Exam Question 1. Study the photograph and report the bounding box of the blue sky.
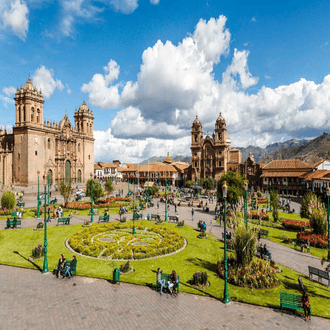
[1,0,330,162]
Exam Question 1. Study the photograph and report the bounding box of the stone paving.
[0,265,328,330]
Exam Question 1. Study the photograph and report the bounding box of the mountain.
[235,139,308,162]
[139,155,192,165]
[259,133,330,165]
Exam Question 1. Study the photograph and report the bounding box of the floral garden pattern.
[68,223,185,260]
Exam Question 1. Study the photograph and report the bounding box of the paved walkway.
[0,265,327,330]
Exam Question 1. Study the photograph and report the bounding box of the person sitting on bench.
[301,239,310,252]
[56,254,66,278]
[64,255,76,278]
[157,268,165,295]
[168,270,178,295]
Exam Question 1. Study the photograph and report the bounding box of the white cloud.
[32,65,64,99]
[81,59,121,108]
[150,0,159,5]
[1,0,29,40]
[65,83,71,94]
[3,86,16,96]
[110,0,138,14]
[0,124,13,133]
[251,17,256,22]
[0,94,15,107]
[244,42,249,47]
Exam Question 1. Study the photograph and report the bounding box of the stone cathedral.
[0,77,94,187]
[190,113,241,181]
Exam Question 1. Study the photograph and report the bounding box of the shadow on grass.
[185,258,218,274]
[13,251,42,272]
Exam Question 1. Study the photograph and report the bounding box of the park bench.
[16,202,25,207]
[5,219,21,229]
[308,266,330,287]
[57,217,70,225]
[156,273,180,295]
[280,292,311,319]
[50,198,58,205]
[89,209,99,215]
[99,215,110,222]
[55,260,77,278]
[151,214,160,221]
[168,215,179,222]
[294,239,310,252]
[133,213,142,220]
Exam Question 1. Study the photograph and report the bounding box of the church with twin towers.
[0,77,94,187]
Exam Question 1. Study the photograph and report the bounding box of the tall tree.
[86,179,104,201]
[217,171,246,210]
[60,181,71,207]
[270,190,279,222]
[1,190,15,210]
[105,179,114,197]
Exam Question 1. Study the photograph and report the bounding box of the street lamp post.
[90,173,94,224]
[244,180,248,231]
[132,191,136,235]
[327,188,330,262]
[42,179,48,273]
[47,173,50,206]
[222,182,230,304]
[37,170,40,219]
[269,184,272,212]
[286,182,289,204]
[165,170,169,222]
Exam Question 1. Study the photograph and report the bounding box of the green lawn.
[0,221,329,318]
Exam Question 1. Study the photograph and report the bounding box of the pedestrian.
[157,201,159,209]
[301,291,311,321]
[175,204,177,213]
[191,208,194,221]
[47,207,51,222]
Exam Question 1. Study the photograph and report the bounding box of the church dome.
[192,115,202,128]
[23,77,37,92]
[216,112,226,124]
[78,100,89,112]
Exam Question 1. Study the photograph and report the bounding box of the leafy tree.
[150,184,159,196]
[217,171,246,210]
[1,190,15,210]
[300,192,316,219]
[270,190,279,222]
[185,180,194,188]
[310,204,327,235]
[202,178,215,190]
[105,179,114,196]
[234,220,256,266]
[60,181,71,207]
[257,191,262,198]
[86,179,104,201]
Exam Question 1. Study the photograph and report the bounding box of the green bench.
[57,217,70,225]
[308,266,330,287]
[50,198,58,204]
[16,202,25,207]
[168,216,179,222]
[151,214,160,221]
[156,273,180,294]
[294,239,310,252]
[280,292,311,319]
[133,213,142,220]
[89,209,99,215]
[99,215,110,222]
[5,219,21,229]
[55,260,77,278]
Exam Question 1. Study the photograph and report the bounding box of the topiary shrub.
[119,261,130,273]
[31,244,45,259]
[1,191,15,210]
[191,271,208,286]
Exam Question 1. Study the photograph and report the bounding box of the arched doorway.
[77,169,81,183]
[65,160,71,182]
[48,169,53,185]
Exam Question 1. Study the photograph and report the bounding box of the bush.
[234,225,256,266]
[257,191,262,198]
[177,220,184,227]
[191,271,208,286]
[31,244,45,259]
[36,222,44,229]
[300,192,315,219]
[32,208,44,216]
[310,207,327,235]
[297,232,328,248]
[120,261,130,273]
[1,191,15,210]
[270,190,279,222]
[282,219,310,231]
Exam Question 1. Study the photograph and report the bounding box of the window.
[37,109,40,123]
[88,155,90,160]
[18,153,20,160]
[78,143,80,152]
[219,161,221,167]
[218,133,221,140]
[195,162,197,167]
[194,135,198,142]
[219,151,222,155]
[31,108,34,121]
[195,152,197,156]
[35,151,38,155]
[48,138,51,149]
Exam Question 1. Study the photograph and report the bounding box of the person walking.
[301,291,311,321]
[191,208,194,221]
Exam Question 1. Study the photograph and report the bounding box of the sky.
[1,0,330,163]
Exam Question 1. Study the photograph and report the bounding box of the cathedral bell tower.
[214,112,227,145]
[74,101,94,136]
[14,77,44,128]
[191,116,203,180]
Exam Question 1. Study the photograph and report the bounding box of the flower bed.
[297,232,328,248]
[282,219,310,231]
[96,197,131,204]
[217,258,280,289]
[248,212,269,220]
[68,223,185,260]
[0,209,13,216]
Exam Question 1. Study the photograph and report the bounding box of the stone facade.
[190,113,241,181]
[0,77,94,187]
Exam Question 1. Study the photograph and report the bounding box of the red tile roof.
[262,159,310,169]
[260,171,309,178]
[304,170,330,181]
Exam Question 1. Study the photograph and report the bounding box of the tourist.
[301,239,310,253]
[176,214,179,222]
[157,201,159,209]
[56,254,66,278]
[53,207,57,219]
[168,270,178,295]
[157,268,165,295]
[47,207,51,222]
[64,256,77,279]
[147,214,150,220]
[301,291,311,321]
[191,208,194,221]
